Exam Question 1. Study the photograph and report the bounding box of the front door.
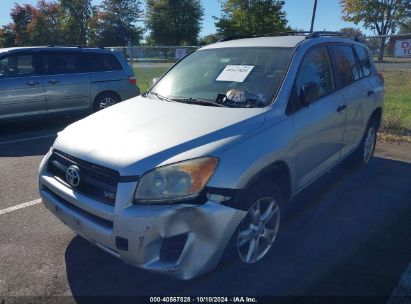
[0,52,46,120]
[289,46,347,189]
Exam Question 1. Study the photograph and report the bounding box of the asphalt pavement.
[1,116,411,303]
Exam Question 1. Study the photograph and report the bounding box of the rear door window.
[40,52,83,75]
[354,45,372,77]
[85,53,123,72]
[330,45,362,88]
[0,54,36,78]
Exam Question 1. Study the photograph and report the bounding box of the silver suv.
[39,33,384,280]
[0,46,139,122]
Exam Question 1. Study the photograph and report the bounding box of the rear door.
[329,44,375,156]
[0,52,46,120]
[40,51,90,114]
[289,46,347,189]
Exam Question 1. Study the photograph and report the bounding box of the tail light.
[128,76,137,85]
[377,72,384,84]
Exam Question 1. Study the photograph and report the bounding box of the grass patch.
[133,65,173,93]
[382,70,411,133]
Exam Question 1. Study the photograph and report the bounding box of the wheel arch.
[369,106,382,130]
[239,160,292,205]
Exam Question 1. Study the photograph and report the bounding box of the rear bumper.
[39,154,246,280]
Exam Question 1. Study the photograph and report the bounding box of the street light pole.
[310,0,318,33]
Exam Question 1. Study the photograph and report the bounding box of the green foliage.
[0,24,16,48]
[8,0,63,46]
[382,70,411,133]
[59,0,92,45]
[399,19,411,33]
[10,3,36,46]
[89,0,143,46]
[146,0,204,45]
[340,0,410,60]
[215,0,289,36]
[340,27,364,38]
[199,34,221,45]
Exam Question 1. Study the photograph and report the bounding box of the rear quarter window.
[330,45,362,88]
[85,53,123,72]
[354,45,372,77]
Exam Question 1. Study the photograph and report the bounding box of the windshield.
[150,47,293,108]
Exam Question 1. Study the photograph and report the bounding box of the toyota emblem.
[66,165,81,187]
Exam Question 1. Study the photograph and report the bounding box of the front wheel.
[227,181,284,264]
[237,196,281,263]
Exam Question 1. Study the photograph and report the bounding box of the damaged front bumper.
[39,169,246,280]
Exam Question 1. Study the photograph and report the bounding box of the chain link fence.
[109,46,199,66]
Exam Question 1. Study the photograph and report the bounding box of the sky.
[0,0,374,37]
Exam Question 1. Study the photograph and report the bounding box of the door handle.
[26,80,40,86]
[48,79,59,84]
[367,90,374,96]
[337,105,347,112]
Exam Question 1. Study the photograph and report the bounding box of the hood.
[54,96,266,176]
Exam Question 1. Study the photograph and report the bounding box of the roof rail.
[217,31,313,43]
[306,31,362,42]
[217,31,363,43]
[217,35,252,42]
[46,44,105,49]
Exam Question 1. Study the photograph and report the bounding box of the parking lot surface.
[1,117,411,302]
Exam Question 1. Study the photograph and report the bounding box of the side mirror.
[300,81,320,106]
[152,77,159,85]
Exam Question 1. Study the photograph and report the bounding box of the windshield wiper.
[148,91,175,103]
[169,97,226,107]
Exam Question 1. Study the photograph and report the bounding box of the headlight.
[134,157,219,204]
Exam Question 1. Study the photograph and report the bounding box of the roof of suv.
[201,34,364,50]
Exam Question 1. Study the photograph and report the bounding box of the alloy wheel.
[99,97,116,109]
[237,197,280,263]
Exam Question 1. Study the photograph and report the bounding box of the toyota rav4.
[39,32,384,280]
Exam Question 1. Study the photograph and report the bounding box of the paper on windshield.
[216,65,254,82]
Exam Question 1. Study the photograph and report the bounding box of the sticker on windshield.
[216,65,254,82]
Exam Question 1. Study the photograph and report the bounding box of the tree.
[199,34,220,45]
[90,0,143,46]
[215,0,289,37]
[60,0,92,45]
[146,0,204,45]
[399,19,411,33]
[8,1,63,46]
[0,24,16,48]
[10,3,37,46]
[340,0,410,61]
[29,0,63,45]
[340,27,365,39]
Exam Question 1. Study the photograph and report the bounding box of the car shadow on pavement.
[0,116,83,157]
[64,156,411,300]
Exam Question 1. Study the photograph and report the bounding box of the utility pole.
[310,0,318,32]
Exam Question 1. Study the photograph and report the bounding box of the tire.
[224,180,285,265]
[351,118,378,166]
[93,92,121,112]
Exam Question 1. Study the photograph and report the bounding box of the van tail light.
[377,72,384,84]
[128,76,137,85]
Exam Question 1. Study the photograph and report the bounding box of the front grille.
[47,150,119,206]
